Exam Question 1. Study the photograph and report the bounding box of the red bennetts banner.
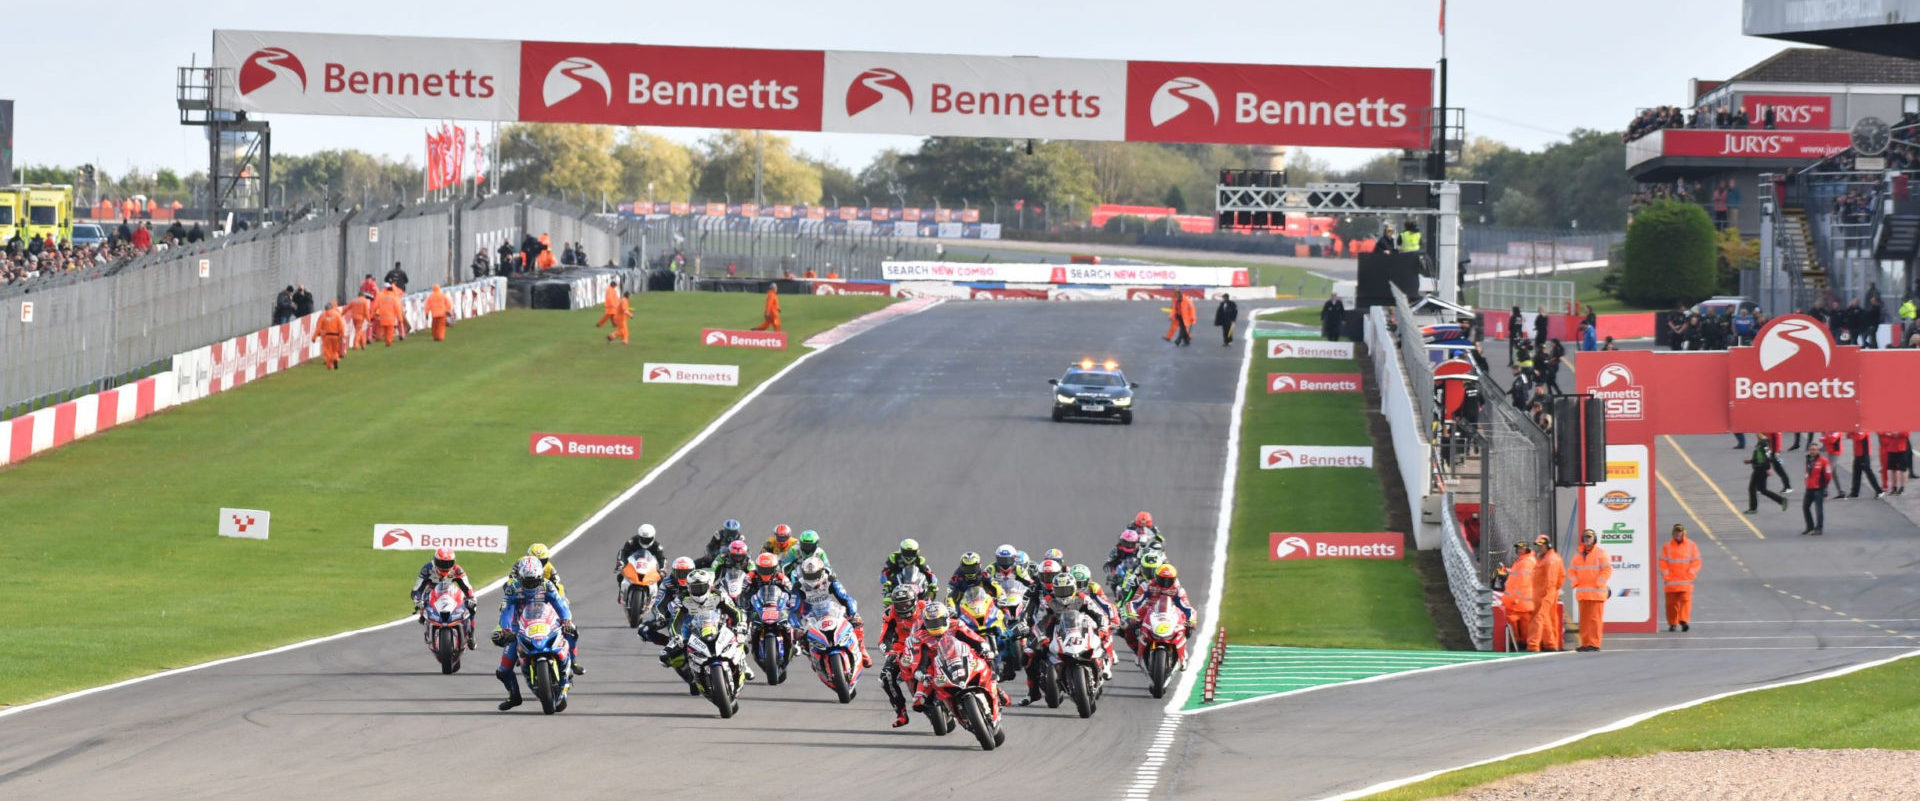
[518,41,824,129]
[1740,94,1832,130]
[1124,61,1431,149]
[1659,129,1850,159]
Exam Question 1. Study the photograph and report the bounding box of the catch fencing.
[1474,390,1555,583]
[1388,286,1437,430]
[1439,493,1496,650]
[618,215,943,280]
[1,194,620,416]
[1473,278,1576,317]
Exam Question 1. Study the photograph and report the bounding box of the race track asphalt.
[0,300,1246,801]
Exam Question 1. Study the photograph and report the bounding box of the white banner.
[214,30,520,120]
[218,508,271,540]
[1259,445,1373,469]
[1266,339,1355,359]
[822,51,1126,140]
[373,524,509,552]
[644,362,740,386]
[1584,444,1653,624]
[880,261,1247,286]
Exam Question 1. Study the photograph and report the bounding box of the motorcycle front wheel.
[1068,663,1094,719]
[624,587,647,629]
[1147,647,1172,699]
[531,657,559,715]
[707,662,738,718]
[829,653,854,703]
[960,693,997,751]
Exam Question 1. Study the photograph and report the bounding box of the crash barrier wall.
[1389,286,1438,429]
[1439,492,1495,650]
[515,269,637,310]
[2,197,619,416]
[0,277,509,469]
[1476,392,1555,584]
[618,215,943,280]
[1367,307,1435,549]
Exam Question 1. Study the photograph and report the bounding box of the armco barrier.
[1368,307,1435,549]
[0,373,176,467]
[1439,491,1495,650]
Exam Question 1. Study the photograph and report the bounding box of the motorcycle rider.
[513,543,581,675]
[714,540,753,600]
[1019,573,1111,704]
[1021,559,1067,629]
[660,568,754,687]
[880,538,939,600]
[639,556,698,646]
[789,556,871,668]
[1101,530,1144,579]
[1069,564,1117,681]
[1126,564,1197,663]
[1114,550,1166,617]
[491,557,576,712]
[413,547,477,648]
[1128,511,1164,550]
[616,524,666,582]
[778,530,831,579]
[698,518,746,568]
[991,544,1033,588]
[905,600,1011,716]
[762,523,796,558]
[879,585,927,728]
[947,551,1003,601]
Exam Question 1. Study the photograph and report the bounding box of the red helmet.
[671,556,696,581]
[772,524,793,540]
[755,552,780,575]
[431,548,456,575]
[1134,511,1154,528]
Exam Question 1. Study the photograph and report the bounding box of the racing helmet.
[725,540,750,567]
[1015,550,1031,567]
[686,569,714,598]
[798,530,820,554]
[890,585,919,612]
[754,553,780,576]
[1037,559,1063,583]
[994,544,1017,569]
[1050,573,1078,600]
[958,551,982,576]
[898,538,920,559]
[514,557,545,591]
[431,547,456,576]
[771,524,793,543]
[1118,530,1140,550]
[635,524,657,547]
[1140,551,1164,572]
[1154,564,1179,589]
[722,519,742,534]
[799,556,827,586]
[923,602,952,634]
[1134,511,1155,529]
[671,556,696,582]
[1069,564,1093,589]
[528,543,551,565]
[1042,548,1065,564]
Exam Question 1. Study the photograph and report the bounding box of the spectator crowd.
[2,217,208,287]
[1625,105,1760,143]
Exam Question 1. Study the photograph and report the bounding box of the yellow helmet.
[528,543,551,563]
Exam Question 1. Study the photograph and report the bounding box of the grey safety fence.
[617,215,941,280]
[525,196,622,269]
[1475,393,1555,585]
[1389,286,1437,433]
[1,194,633,416]
[1440,492,1495,650]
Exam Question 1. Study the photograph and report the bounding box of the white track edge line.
[1182,651,1561,715]
[1307,647,1920,801]
[0,304,937,721]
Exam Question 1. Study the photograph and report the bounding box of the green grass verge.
[1268,305,1326,326]
[1361,653,1920,800]
[0,293,889,706]
[1220,351,1440,651]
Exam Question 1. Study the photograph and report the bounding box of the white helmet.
[799,556,827,585]
[636,523,657,543]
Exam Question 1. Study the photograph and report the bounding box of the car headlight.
[1112,396,1132,407]
[1056,394,1075,404]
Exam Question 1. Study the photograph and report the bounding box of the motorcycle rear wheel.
[928,696,953,736]
[1040,663,1062,709]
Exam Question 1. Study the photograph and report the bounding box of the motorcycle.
[956,587,1020,681]
[748,582,793,685]
[1137,595,1191,699]
[511,601,571,715]
[715,565,751,606]
[618,552,662,629]
[802,603,864,703]
[421,580,472,675]
[1041,610,1104,718]
[682,608,748,718]
[884,563,932,600]
[922,632,1007,751]
[1105,555,1141,598]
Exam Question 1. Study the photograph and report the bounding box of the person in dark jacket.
[272,286,296,325]
[1507,306,1524,365]
[384,261,409,292]
[1214,294,1240,346]
[1533,306,1550,349]
[292,285,314,318]
[496,241,518,274]
[1320,293,1346,341]
[186,222,206,243]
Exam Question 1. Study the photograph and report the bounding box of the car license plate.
[1081,404,1106,412]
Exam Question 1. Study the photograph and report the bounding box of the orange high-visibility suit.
[604,283,620,310]
[374,289,404,346]
[1570,543,1613,650]
[597,294,632,344]
[313,303,346,369]
[1166,294,1185,340]
[1502,549,1537,652]
[425,285,452,342]
[752,286,781,331]
[344,295,372,350]
[1659,534,1702,630]
[1530,545,1566,651]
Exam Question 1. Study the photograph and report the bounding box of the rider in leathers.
[904,600,1012,716]
[492,560,576,711]
[880,538,939,600]
[789,557,871,668]
[879,586,926,727]
[615,524,666,583]
[660,569,753,684]
[639,556,697,646]
[1020,559,1067,631]
[1127,511,1164,551]
[697,519,746,568]
[947,552,1004,601]
[1126,564,1197,661]
[1020,574,1111,704]
[413,549,477,647]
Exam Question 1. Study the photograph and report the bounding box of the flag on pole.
[1438,0,1446,34]
[425,129,442,192]
[471,127,487,185]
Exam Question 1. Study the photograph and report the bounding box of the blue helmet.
[1015,550,1031,567]
[722,519,741,533]
[994,544,1018,569]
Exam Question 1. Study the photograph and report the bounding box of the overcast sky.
[10,0,1787,179]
